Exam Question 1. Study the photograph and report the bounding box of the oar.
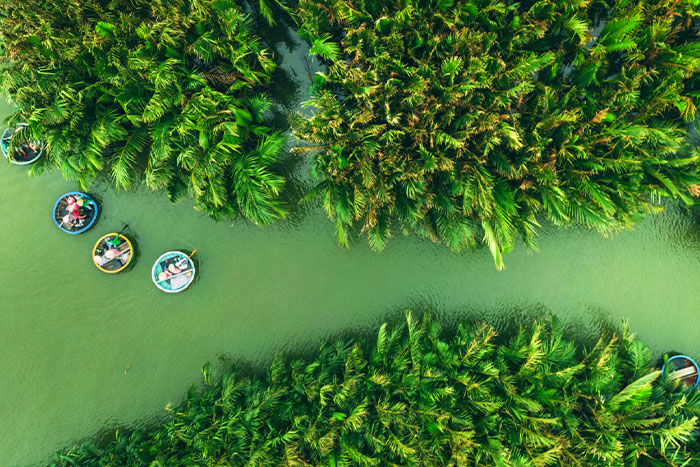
[174,249,197,268]
[106,224,129,246]
[57,197,78,228]
[98,225,131,262]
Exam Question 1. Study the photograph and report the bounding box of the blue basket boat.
[152,251,196,293]
[53,192,98,234]
[1,124,43,165]
[661,355,699,392]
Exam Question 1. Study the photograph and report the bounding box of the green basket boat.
[1,124,43,165]
[152,251,196,293]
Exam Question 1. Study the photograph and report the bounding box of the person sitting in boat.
[62,196,86,225]
[22,142,40,159]
[62,211,82,225]
[65,195,86,213]
[158,271,171,281]
[93,247,123,267]
[157,263,183,282]
[14,142,39,160]
[14,145,28,161]
[105,248,122,260]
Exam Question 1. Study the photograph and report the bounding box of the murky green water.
[3,88,700,465]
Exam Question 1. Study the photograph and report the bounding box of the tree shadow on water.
[404,301,619,351]
[274,150,315,229]
[269,64,302,114]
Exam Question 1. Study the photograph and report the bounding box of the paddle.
[105,224,129,247]
[57,196,76,228]
[174,249,197,268]
[97,225,131,266]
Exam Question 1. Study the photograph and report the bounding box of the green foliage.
[0,0,287,224]
[51,312,700,466]
[293,0,700,267]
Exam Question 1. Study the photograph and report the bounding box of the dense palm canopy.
[53,311,700,466]
[294,0,700,267]
[0,0,287,223]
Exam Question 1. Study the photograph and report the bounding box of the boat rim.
[2,124,43,165]
[52,191,98,234]
[152,250,196,293]
[661,355,700,392]
[92,233,134,274]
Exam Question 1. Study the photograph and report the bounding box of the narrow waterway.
[3,88,700,466]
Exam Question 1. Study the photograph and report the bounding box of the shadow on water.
[426,302,618,352]
[207,301,620,376]
[270,67,302,114]
[120,227,140,273]
[91,423,140,449]
[177,249,201,294]
[674,208,700,251]
[251,0,299,52]
[84,191,104,232]
[275,152,315,228]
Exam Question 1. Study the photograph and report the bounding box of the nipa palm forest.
[53,312,700,466]
[1,0,699,266]
[2,0,700,464]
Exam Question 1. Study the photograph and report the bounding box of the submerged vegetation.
[0,0,287,224]
[53,312,700,466]
[294,0,700,267]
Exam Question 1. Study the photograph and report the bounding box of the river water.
[3,89,700,465]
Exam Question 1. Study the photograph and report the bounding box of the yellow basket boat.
[92,233,134,274]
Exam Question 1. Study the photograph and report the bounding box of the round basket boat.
[92,233,134,274]
[53,192,98,234]
[1,123,43,165]
[661,355,700,392]
[152,251,196,293]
